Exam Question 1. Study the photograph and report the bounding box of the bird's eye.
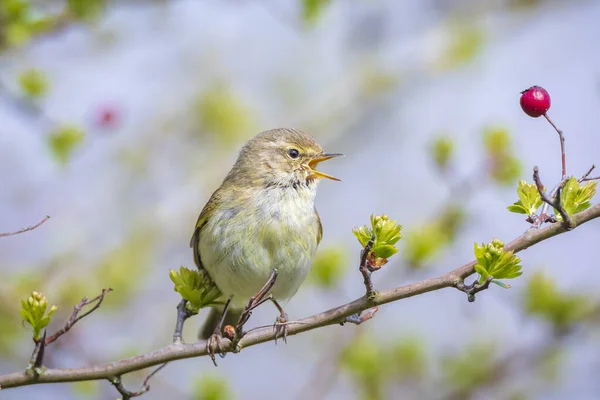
[287,148,300,159]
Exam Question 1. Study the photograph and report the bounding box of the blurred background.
[1,0,600,399]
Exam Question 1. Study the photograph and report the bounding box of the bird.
[189,128,342,354]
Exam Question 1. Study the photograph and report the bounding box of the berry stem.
[543,113,566,179]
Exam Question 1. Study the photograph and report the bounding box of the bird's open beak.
[306,153,344,181]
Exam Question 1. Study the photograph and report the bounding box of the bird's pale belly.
[198,192,319,306]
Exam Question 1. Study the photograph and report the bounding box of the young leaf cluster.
[558,177,597,217]
[507,180,543,216]
[473,238,522,285]
[353,214,402,265]
[169,267,221,313]
[20,291,58,341]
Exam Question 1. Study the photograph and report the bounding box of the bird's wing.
[189,192,220,270]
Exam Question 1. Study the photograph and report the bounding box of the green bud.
[20,291,58,341]
[473,239,522,285]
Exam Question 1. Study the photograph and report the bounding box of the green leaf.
[372,244,398,259]
[558,177,597,217]
[170,267,221,313]
[508,180,542,216]
[507,204,528,214]
[19,68,49,98]
[491,280,511,289]
[48,125,84,164]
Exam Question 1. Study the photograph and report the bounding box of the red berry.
[520,86,551,118]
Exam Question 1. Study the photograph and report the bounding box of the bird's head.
[228,128,343,189]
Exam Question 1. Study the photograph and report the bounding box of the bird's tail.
[198,306,242,340]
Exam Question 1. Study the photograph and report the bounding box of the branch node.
[455,276,493,302]
[110,363,167,400]
[341,306,379,326]
[533,167,574,231]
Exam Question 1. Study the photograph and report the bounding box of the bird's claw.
[206,333,226,366]
[273,312,289,345]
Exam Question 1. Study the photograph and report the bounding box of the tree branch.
[0,215,50,237]
[1,204,599,390]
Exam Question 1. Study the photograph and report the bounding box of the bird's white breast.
[199,185,320,306]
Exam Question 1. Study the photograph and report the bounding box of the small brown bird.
[190,128,342,343]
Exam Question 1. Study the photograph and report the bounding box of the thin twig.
[359,237,376,297]
[533,167,574,230]
[111,363,169,399]
[1,203,600,390]
[0,216,50,237]
[455,276,493,302]
[45,288,112,345]
[581,176,600,182]
[579,164,596,182]
[543,113,566,179]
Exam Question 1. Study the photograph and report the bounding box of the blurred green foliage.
[301,0,330,24]
[193,374,234,400]
[20,291,57,341]
[441,341,497,395]
[0,0,84,49]
[195,85,257,146]
[67,0,105,21]
[170,267,221,313]
[308,246,349,289]
[359,65,400,97]
[507,180,543,216]
[18,68,48,98]
[71,381,100,398]
[437,22,485,70]
[48,125,84,164]
[473,238,522,285]
[430,135,454,171]
[558,178,597,217]
[403,206,465,268]
[524,271,592,331]
[390,335,427,380]
[341,333,428,400]
[483,126,522,185]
